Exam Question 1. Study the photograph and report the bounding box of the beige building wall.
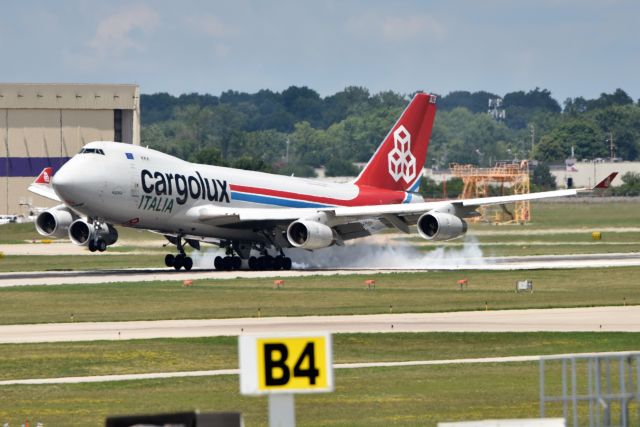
[61,110,114,156]
[7,109,61,157]
[1,83,140,215]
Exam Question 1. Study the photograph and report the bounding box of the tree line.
[140,86,640,184]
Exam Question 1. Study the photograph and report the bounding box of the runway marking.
[0,355,542,385]
[3,350,636,386]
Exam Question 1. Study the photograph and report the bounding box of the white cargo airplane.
[29,92,582,271]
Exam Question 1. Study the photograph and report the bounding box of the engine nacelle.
[286,220,334,250]
[68,220,118,247]
[35,206,77,238]
[417,211,468,241]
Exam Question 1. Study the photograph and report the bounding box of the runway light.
[364,279,375,290]
[273,279,284,289]
[182,279,193,287]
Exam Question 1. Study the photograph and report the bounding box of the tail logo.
[43,170,50,184]
[388,125,416,182]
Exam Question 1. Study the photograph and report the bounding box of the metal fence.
[540,351,640,427]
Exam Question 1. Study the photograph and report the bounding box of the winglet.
[28,167,61,201]
[593,172,618,190]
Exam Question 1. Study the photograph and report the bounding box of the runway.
[1,306,638,344]
[1,252,639,287]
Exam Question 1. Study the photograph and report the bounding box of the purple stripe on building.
[0,157,71,177]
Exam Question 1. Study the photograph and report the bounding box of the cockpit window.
[79,148,105,155]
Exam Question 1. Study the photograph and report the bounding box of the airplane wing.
[28,167,61,202]
[188,187,579,231]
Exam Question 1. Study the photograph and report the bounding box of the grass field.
[1,200,638,425]
[1,332,639,426]
[2,332,640,381]
[0,222,165,245]
[0,254,165,272]
[0,267,637,325]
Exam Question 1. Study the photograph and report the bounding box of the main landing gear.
[164,236,193,271]
[213,254,292,271]
[213,241,292,271]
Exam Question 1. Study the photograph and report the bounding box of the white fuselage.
[51,142,421,243]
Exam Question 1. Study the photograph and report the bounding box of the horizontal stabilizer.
[28,167,60,201]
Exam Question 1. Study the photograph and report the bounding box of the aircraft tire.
[248,256,258,270]
[88,240,97,252]
[283,257,292,270]
[263,255,274,270]
[174,254,184,271]
[97,239,107,252]
[183,257,193,271]
[214,256,223,270]
[165,254,175,267]
[232,256,242,270]
[223,256,233,271]
[273,256,283,270]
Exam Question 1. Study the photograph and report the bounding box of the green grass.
[523,200,640,229]
[0,222,164,245]
[0,268,638,325]
[479,243,639,256]
[416,242,640,257]
[1,361,637,426]
[1,332,639,426]
[2,332,640,381]
[0,254,165,272]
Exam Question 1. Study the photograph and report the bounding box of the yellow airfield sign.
[239,332,334,395]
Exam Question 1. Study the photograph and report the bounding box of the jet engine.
[35,205,78,238]
[286,220,335,250]
[68,219,118,248]
[417,211,467,241]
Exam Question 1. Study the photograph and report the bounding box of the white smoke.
[188,235,488,270]
[190,247,226,269]
[288,235,487,269]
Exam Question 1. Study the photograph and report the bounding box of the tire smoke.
[288,235,487,269]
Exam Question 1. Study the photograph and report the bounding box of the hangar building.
[1,83,140,215]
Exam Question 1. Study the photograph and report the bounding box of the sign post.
[239,332,334,427]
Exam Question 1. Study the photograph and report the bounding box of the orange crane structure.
[450,161,531,224]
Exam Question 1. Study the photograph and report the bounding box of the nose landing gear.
[88,238,107,253]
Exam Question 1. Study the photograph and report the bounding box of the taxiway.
[1,306,638,344]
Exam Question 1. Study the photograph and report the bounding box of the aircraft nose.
[51,161,79,199]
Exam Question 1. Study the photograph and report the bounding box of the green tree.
[531,163,557,191]
[534,119,605,162]
[613,172,640,196]
[190,147,224,166]
[440,90,499,113]
[324,158,359,177]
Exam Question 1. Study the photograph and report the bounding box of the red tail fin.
[354,92,437,192]
[34,167,53,185]
[593,172,618,189]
